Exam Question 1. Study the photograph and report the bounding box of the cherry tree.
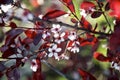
[0,0,120,80]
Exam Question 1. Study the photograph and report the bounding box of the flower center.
[55,28,58,31]
[52,49,56,53]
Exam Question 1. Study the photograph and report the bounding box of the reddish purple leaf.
[108,75,119,80]
[80,1,95,11]
[0,0,13,4]
[71,18,77,23]
[24,30,37,39]
[0,29,4,43]
[78,68,96,80]
[80,16,92,30]
[0,18,5,27]
[39,42,50,50]
[0,62,6,72]
[5,29,23,46]
[105,2,110,11]
[0,72,3,78]
[79,36,98,47]
[6,68,20,80]
[9,22,17,28]
[62,0,75,13]
[93,52,110,62]
[33,33,42,45]
[2,47,17,58]
[22,38,33,44]
[43,10,67,20]
[91,11,103,18]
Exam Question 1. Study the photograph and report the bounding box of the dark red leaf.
[91,11,103,18]
[109,26,120,51]
[93,52,110,62]
[0,72,3,78]
[33,33,42,45]
[6,68,20,80]
[107,49,114,60]
[80,1,95,11]
[80,16,92,30]
[78,68,96,80]
[9,22,17,28]
[43,10,67,20]
[109,0,120,19]
[61,0,75,12]
[24,30,36,39]
[105,2,110,11]
[108,75,119,80]
[58,42,67,54]
[0,62,6,72]
[2,47,17,58]
[22,38,33,44]
[79,35,98,46]
[71,18,77,23]
[0,18,5,27]
[5,29,23,46]
[0,0,13,4]
[39,42,50,50]
[0,29,5,43]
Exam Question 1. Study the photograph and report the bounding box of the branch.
[42,60,75,80]
[1,6,110,36]
[33,17,110,36]
[96,1,113,33]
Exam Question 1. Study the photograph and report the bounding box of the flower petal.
[48,53,53,57]
[56,48,62,52]
[30,65,38,72]
[52,44,57,49]
[48,48,52,52]
[60,32,65,37]
[54,53,59,60]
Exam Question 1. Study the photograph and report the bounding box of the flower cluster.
[41,24,81,60]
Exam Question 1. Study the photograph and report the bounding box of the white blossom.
[1,5,13,12]
[60,54,69,60]
[21,57,28,63]
[67,46,79,53]
[54,32,65,44]
[51,24,61,33]
[48,44,62,60]
[68,31,77,41]
[42,31,51,39]
[67,41,80,53]
[80,9,87,17]
[30,59,38,72]
[111,61,120,71]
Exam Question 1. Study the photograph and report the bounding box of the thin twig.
[33,17,110,36]
[42,60,75,80]
[96,2,113,33]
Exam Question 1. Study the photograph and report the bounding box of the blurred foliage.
[0,0,114,80]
